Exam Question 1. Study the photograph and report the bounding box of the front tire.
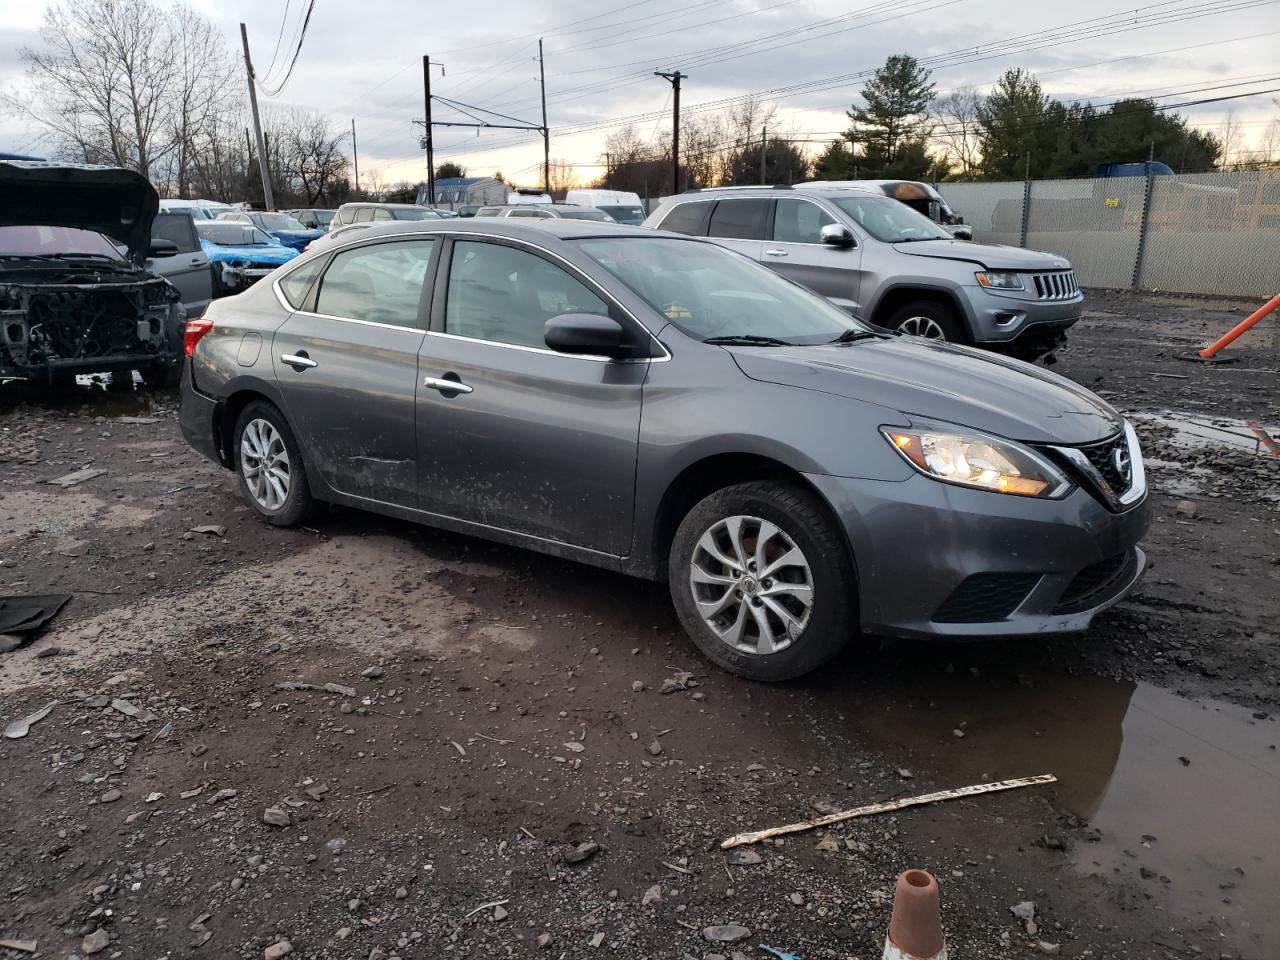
[669,481,857,682]
[886,299,965,342]
[232,400,316,526]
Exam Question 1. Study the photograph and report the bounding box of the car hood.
[0,160,158,260]
[728,337,1121,444]
[893,238,1071,271]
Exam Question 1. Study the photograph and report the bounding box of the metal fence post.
[1131,164,1156,289]
[1019,158,1032,248]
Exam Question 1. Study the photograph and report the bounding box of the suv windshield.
[0,225,125,261]
[829,195,950,243]
[575,237,869,344]
[257,213,307,231]
[598,205,645,225]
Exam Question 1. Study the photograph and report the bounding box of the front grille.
[1054,550,1136,614]
[932,573,1040,623]
[1030,271,1079,300]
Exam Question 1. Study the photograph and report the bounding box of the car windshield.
[575,237,870,344]
[391,208,437,220]
[256,213,307,231]
[829,195,950,242]
[556,207,613,221]
[314,210,335,225]
[598,205,645,225]
[0,225,125,260]
[197,222,273,245]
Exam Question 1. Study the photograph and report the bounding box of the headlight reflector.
[975,271,1024,290]
[883,428,1070,498]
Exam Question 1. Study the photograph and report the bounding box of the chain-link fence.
[939,170,1280,299]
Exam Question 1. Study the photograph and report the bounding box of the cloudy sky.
[2,0,1278,188]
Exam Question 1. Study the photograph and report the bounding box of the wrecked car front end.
[0,160,185,385]
[195,222,299,296]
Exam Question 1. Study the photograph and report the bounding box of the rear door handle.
[281,353,317,369]
[423,375,473,395]
[764,249,789,257]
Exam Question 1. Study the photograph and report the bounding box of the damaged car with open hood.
[0,160,186,387]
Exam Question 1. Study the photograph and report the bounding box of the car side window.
[446,240,608,349]
[708,199,770,240]
[355,208,375,222]
[314,239,434,328]
[152,213,200,254]
[278,257,327,309]
[336,208,354,225]
[372,208,394,220]
[659,201,712,236]
[773,199,835,244]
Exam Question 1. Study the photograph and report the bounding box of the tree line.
[7,0,355,207]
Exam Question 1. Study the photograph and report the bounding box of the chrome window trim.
[271,228,672,360]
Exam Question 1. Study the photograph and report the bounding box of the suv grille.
[933,573,1040,623]
[1030,271,1079,300]
[1054,550,1137,615]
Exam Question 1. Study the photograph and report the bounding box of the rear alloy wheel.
[232,401,316,526]
[886,299,965,343]
[669,482,857,681]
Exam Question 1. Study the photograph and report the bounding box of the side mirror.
[545,313,624,356]
[820,223,855,248]
[148,238,179,258]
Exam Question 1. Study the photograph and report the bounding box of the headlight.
[975,271,1024,290]
[882,427,1070,498]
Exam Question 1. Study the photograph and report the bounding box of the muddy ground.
[1,289,1277,960]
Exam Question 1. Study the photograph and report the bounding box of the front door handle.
[423,375,473,395]
[764,249,789,257]
[190,257,203,266]
[281,353,317,369]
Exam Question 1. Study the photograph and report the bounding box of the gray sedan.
[179,219,1149,681]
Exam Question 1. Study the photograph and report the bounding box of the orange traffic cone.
[883,869,947,960]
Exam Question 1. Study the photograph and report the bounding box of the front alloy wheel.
[690,515,814,656]
[896,315,947,339]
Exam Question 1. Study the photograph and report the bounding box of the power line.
[258,0,316,97]
[259,0,293,85]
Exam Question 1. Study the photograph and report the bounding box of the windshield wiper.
[828,329,879,343]
[703,334,795,346]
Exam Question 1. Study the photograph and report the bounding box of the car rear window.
[708,199,770,240]
[657,201,712,236]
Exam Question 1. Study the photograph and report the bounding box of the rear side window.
[314,239,434,328]
[278,257,326,309]
[336,208,355,225]
[773,199,835,244]
[372,208,394,220]
[708,199,770,240]
[658,201,712,236]
[446,240,607,349]
[152,213,199,254]
[355,208,375,222]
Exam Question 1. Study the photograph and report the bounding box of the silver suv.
[644,185,1082,361]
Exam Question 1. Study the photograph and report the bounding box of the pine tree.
[844,54,936,179]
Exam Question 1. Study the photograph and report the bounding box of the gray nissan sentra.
[179,218,1150,681]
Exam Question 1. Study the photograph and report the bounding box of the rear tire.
[232,400,317,526]
[886,299,965,342]
[668,481,857,682]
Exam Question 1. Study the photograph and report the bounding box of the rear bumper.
[178,359,226,467]
[805,471,1150,640]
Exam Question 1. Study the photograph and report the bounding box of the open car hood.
[0,160,158,260]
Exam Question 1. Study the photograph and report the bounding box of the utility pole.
[539,38,550,196]
[424,56,435,205]
[759,125,767,184]
[351,118,359,193]
[239,23,274,211]
[655,70,684,195]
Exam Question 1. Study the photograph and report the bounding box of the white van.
[565,189,645,225]
[507,189,552,206]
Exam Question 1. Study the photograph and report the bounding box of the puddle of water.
[844,672,1279,947]
[1131,410,1280,456]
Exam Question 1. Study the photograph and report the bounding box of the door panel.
[705,198,769,262]
[271,238,436,506]
[149,213,212,317]
[767,198,863,312]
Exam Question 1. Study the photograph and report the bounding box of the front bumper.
[966,284,1084,344]
[806,471,1150,640]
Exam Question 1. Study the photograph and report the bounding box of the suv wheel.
[887,300,965,342]
[669,482,857,681]
[232,401,316,526]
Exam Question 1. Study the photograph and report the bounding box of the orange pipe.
[1199,293,1280,358]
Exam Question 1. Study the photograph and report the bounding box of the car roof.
[307,217,680,245]
[338,202,423,210]
[672,185,881,198]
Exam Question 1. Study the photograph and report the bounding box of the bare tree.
[932,86,983,180]
[277,109,350,205]
[164,5,235,195]
[547,158,578,195]
[1218,110,1244,167]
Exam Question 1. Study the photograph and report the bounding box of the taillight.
[184,318,214,357]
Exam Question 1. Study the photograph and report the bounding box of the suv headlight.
[882,427,1071,498]
[975,271,1024,290]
